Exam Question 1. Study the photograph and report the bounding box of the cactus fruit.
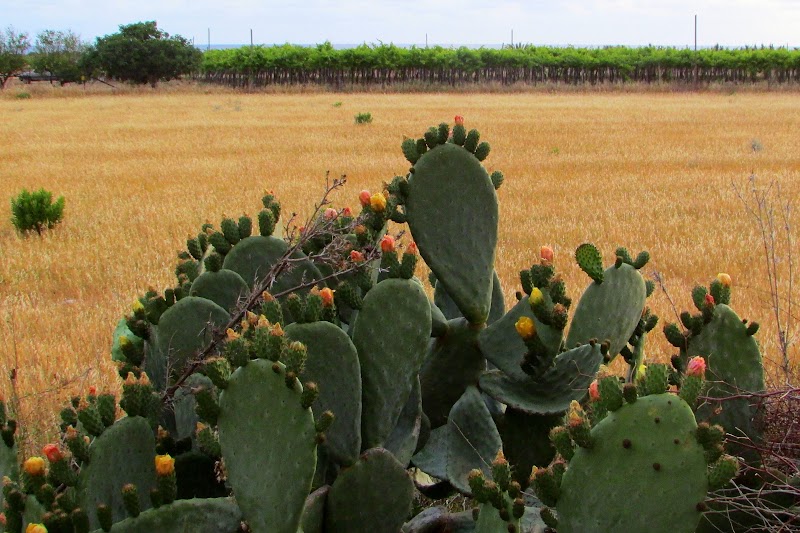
[218,360,316,533]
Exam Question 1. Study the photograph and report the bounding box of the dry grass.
[1,85,799,456]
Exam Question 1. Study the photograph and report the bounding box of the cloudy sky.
[5,0,800,47]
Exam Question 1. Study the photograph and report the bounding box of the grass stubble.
[1,86,799,455]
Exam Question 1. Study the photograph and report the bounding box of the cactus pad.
[557,394,708,533]
[405,142,499,325]
[218,360,317,533]
[479,343,603,415]
[434,271,505,326]
[566,262,646,359]
[575,243,604,283]
[104,497,242,533]
[78,416,156,530]
[189,269,249,312]
[385,377,423,467]
[286,321,362,466]
[325,448,414,533]
[352,278,431,449]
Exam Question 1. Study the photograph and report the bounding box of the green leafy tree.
[89,21,201,86]
[10,188,65,235]
[30,29,86,83]
[0,26,29,89]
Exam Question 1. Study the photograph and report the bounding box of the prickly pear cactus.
[534,367,739,533]
[218,360,317,533]
[103,497,242,533]
[403,121,500,325]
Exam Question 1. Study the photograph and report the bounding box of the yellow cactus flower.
[515,316,536,340]
[320,288,335,307]
[270,323,284,337]
[262,291,275,302]
[124,372,137,386]
[528,288,544,306]
[369,193,387,212]
[23,457,46,477]
[155,454,175,477]
[26,524,47,533]
[717,273,732,287]
[636,363,647,381]
[131,300,145,314]
[257,314,271,328]
[226,328,240,341]
[139,372,151,387]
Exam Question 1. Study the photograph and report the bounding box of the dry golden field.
[1,85,799,456]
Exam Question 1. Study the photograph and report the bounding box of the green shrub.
[10,188,65,235]
[354,112,372,124]
[332,101,342,107]
[15,92,31,99]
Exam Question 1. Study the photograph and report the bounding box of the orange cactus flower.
[406,241,418,255]
[155,454,175,477]
[380,235,395,253]
[320,288,335,307]
[686,356,706,378]
[350,250,365,263]
[717,273,732,287]
[88,386,97,396]
[370,193,387,212]
[704,294,715,306]
[540,246,554,262]
[42,444,63,463]
[25,524,47,533]
[23,457,45,477]
[515,316,536,340]
[588,380,600,402]
[359,190,371,207]
[454,115,464,126]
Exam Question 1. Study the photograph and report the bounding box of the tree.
[0,26,29,89]
[90,21,201,86]
[30,29,86,83]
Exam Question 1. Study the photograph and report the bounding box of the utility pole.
[511,29,514,47]
[207,28,211,51]
[250,29,253,47]
[425,33,428,48]
[694,15,697,51]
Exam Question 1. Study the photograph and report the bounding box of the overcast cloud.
[3,0,799,47]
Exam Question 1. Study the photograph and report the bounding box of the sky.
[3,0,800,48]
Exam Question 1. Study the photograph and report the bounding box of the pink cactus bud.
[406,241,418,255]
[588,380,600,402]
[454,115,464,126]
[88,386,97,396]
[359,190,371,207]
[324,208,337,220]
[380,235,395,253]
[705,294,715,306]
[350,250,365,263]
[686,356,706,378]
[342,206,353,217]
[540,246,554,262]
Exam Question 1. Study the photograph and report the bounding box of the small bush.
[332,101,343,107]
[15,92,31,99]
[354,112,372,124]
[10,188,65,235]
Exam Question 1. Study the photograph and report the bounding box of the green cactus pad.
[557,394,708,533]
[154,296,230,383]
[189,269,250,312]
[218,360,317,533]
[78,416,156,530]
[172,373,213,440]
[406,142,499,325]
[0,439,18,508]
[446,386,503,495]
[479,343,603,415]
[687,304,765,454]
[434,271,505,326]
[325,448,414,533]
[429,300,449,337]
[222,235,323,294]
[101,497,241,533]
[479,297,564,382]
[497,408,560,488]
[566,263,646,359]
[352,278,431,449]
[111,318,144,363]
[285,321,362,466]
[410,425,449,480]
[300,486,329,533]
[385,377,422,467]
[401,507,476,533]
[575,243,604,283]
